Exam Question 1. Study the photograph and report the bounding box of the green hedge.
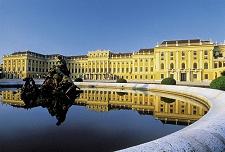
[221,71,225,76]
[210,76,225,91]
[161,77,176,85]
[116,78,127,83]
[74,77,83,82]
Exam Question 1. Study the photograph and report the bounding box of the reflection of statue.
[21,77,39,105]
[20,88,81,126]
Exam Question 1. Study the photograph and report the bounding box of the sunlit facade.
[2,39,225,82]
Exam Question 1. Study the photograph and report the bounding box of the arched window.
[181,63,185,69]
[193,63,197,69]
[170,63,174,69]
[219,62,222,67]
[161,63,164,70]
[204,63,208,69]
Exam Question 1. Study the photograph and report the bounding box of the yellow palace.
[2,39,225,82]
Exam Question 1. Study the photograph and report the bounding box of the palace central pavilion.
[2,39,225,82]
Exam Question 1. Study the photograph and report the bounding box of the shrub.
[161,77,176,85]
[116,78,127,83]
[74,77,83,82]
[221,71,225,76]
[210,76,225,91]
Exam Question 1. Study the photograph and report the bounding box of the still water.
[0,88,208,152]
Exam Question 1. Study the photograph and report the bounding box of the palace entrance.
[180,73,186,81]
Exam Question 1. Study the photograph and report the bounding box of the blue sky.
[0,0,225,60]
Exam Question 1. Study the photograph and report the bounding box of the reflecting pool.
[0,87,209,152]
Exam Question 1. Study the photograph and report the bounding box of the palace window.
[204,74,208,79]
[145,67,148,72]
[126,68,129,72]
[181,63,185,69]
[135,67,138,72]
[160,52,164,60]
[193,74,197,79]
[193,51,197,56]
[170,63,174,69]
[181,109,185,114]
[161,74,164,79]
[219,62,222,67]
[204,63,208,69]
[193,63,197,69]
[204,50,208,59]
[193,108,197,115]
[182,51,185,60]
[170,52,174,60]
[160,63,164,70]
[193,51,197,59]
[150,67,153,72]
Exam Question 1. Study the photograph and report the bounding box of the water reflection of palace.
[1,90,25,107]
[0,89,209,125]
[75,89,209,125]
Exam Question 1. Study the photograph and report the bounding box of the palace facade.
[2,39,225,82]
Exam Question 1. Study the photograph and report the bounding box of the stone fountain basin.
[74,82,225,152]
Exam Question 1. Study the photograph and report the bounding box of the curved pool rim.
[74,82,225,152]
